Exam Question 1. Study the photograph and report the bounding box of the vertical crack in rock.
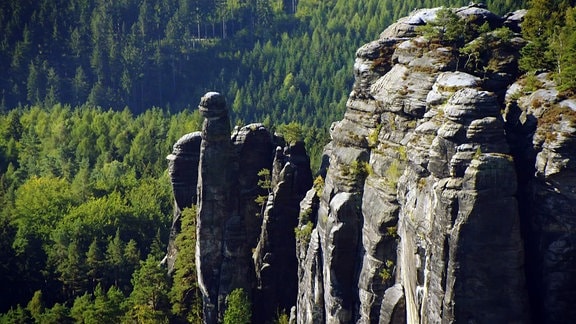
[295,5,551,323]
[167,93,311,324]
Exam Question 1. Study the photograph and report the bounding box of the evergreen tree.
[26,290,45,323]
[125,254,171,323]
[105,229,125,289]
[169,206,202,322]
[223,288,252,324]
[86,239,105,290]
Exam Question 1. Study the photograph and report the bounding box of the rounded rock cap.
[167,131,202,160]
[199,92,227,118]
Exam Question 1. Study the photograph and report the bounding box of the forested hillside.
[0,0,532,322]
[0,0,526,121]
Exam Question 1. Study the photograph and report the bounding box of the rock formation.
[253,142,313,322]
[166,92,312,323]
[164,131,202,273]
[295,4,575,324]
[166,5,576,324]
[504,73,576,324]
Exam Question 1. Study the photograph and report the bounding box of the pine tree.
[86,239,105,290]
[26,290,45,323]
[170,206,202,322]
[105,229,125,288]
[125,254,171,323]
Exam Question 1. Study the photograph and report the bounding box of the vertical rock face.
[504,74,576,323]
[164,131,202,273]
[167,6,576,323]
[253,142,313,323]
[294,5,576,323]
[196,92,233,323]
[167,92,312,323]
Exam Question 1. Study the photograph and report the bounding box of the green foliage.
[255,168,272,216]
[275,310,290,324]
[170,206,202,322]
[38,303,73,324]
[385,226,398,239]
[26,290,44,322]
[523,73,544,92]
[0,104,197,314]
[460,24,515,73]
[520,0,567,72]
[257,168,272,191]
[313,175,325,197]
[368,124,382,148]
[125,255,171,324]
[519,0,576,94]
[0,305,32,323]
[224,288,252,324]
[553,7,576,92]
[473,147,483,160]
[0,0,530,318]
[379,259,395,282]
[276,122,303,144]
[349,160,372,179]
[69,285,126,323]
[295,221,314,244]
[385,160,402,189]
[417,8,466,45]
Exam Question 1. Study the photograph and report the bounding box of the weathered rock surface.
[166,5,576,324]
[164,131,202,274]
[253,141,313,323]
[296,5,575,324]
[166,93,312,323]
[504,73,576,324]
[196,92,233,323]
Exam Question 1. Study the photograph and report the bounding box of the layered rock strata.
[504,74,576,324]
[295,5,554,323]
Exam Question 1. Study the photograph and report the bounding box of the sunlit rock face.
[166,5,576,323]
[296,4,574,323]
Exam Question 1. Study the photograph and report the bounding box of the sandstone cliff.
[295,4,576,324]
[166,5,576,324]
[166,92,312,323]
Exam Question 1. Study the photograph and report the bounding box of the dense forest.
[9,0,576,322]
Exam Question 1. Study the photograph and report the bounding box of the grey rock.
[295,5,547,324]
[253,141,312,323]
[166,92,311,323]
[196,92,233,323]
[380,8,441,39]
[164,131,202,273]
[379,284,406,324]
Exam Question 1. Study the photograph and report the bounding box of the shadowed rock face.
[166,92,312,323]
[164,131,202,273]
[504,74,576,324]
[252,141,313,323]
[196,92,233,323]
[296,5,574,324]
